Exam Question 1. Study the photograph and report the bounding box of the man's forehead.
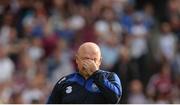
[78,50,99,57]
[77,42,101,57]
[78,48,99,55]
[78,43,100,52]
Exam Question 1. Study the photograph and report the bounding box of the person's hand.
[82,59,98,76]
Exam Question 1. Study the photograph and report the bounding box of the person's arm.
[47,79,63,104]
[92,71,122,104]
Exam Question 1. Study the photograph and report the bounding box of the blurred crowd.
[0,0,179,104]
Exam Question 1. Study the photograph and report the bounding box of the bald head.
[77,42,101,57]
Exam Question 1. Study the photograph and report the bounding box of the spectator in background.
[21,71,46,104]
[47,40,75,84]
[0,79,13,104]
[120,3,135,33]
[111,44,139,103]
[42,25,58,57]
[16,52,36,82]
[158,22,177,62]
[146,62,173,103]
[128,79,147,104]
[28,37,44,62]
[0,45,15,84]
[94,7,122,42]
[142,3,155,30]
[99,34,121,70]
[129,12,148,60]
[0,12,17,46]
[169,15,180,42]
[129,12,149,85]
[22,0,48,38]
[168,0,180,18]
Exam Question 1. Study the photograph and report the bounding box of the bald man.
[47,42,122,104]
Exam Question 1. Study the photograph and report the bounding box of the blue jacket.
[47,70,122,104]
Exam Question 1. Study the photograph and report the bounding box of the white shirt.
[130,24,148,58]
[0,57,15,83]
[159,33,176,60]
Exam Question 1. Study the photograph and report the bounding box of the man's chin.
[79,70,90,78]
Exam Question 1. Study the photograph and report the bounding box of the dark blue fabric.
[67,73,101,93]
[67,73,84,86]
[103,73,122,96]
[47,70,122,104]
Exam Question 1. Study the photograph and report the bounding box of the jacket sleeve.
[46,78,64,104]
[92,70,122,104]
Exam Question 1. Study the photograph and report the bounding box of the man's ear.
[75,54,78,64]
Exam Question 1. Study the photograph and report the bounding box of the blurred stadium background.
[0,0,179,104]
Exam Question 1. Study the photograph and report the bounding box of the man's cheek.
[80,63,86,70]
[77,63,83,70]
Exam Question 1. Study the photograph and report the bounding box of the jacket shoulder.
[98,70,118,79]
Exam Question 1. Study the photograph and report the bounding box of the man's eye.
[81,58,87,60]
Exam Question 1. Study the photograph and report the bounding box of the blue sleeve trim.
[103,73,122,96]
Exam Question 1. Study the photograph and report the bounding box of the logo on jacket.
[66,86,72,94]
